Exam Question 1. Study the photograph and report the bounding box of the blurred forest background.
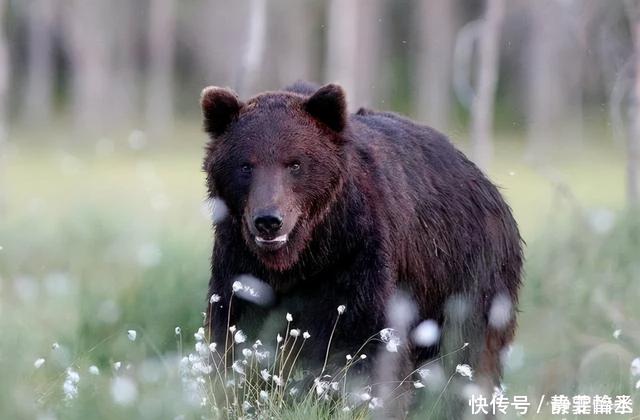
[1,0,640,419]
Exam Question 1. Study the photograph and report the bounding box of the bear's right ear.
[200,86,243,136]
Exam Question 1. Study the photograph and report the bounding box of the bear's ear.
[200,86,243,136]
[303,84,347,132]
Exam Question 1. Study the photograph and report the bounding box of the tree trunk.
[626,0,640,207]
[413,0,457,130]
[0,0,8,140]
[110,0,139,128]
[325,0,383,109]
[21,0,56,125]
[146,0,176,135]
[236,0,267,97]
[0,0,9,214]
[63,0,114,134]
[470,0,505,172]
[525,0,586,159]
[325,0,359,104]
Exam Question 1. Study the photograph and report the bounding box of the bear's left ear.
[303,84,347,132]
[200,86,243,136]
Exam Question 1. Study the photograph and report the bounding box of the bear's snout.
[254,213,283,236]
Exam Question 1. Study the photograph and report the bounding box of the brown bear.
[201,81,523,417]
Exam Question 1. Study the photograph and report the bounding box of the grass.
[0,123,638,419]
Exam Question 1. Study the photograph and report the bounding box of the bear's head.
[201,84,348,271]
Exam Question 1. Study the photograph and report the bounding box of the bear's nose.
[254,214,283,236]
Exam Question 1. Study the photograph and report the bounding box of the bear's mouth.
[254,234,288,250]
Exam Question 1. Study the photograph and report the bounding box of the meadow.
[0,123,638,419]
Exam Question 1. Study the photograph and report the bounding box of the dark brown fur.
[201,81,523,416]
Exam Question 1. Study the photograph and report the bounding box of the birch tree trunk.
[0,0,8,213]
[110,0,139,127]
[413,0,457,130]
[325,0,383,109]
[626,0,640,207]
[526,0,586,159]
[64,0,113,134]
[325,0,358,102]
[236,0,267,97]
[470,0,505,171]
[146,0,176,135]
[0,0,8,141]
[21,0,56,124]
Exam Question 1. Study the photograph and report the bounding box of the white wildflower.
[229,325,236,333]
[260,369,271,381]
[209,294,221,303]
[51,342,60,350]
[277,333,283,343]
[414,381,425,388]
[613,329,622,339]
[488,294,513,329]
[290,329,300,338]
[200,397,207,407]
[232,281,242,292]
[315,379,329,396]
[192,362,212,375]
[63,368,80,401]
[346,354,352,361]
[127,330,137,341]
[209,342,217,352]
[303,331,311,339]
[342,406,351,412]
[337,305,346,314]
[369,397,383,409]
[67,368,80,383]
[242,401,253,411]
[360,354,367,360]
[175,327,181,335]
[286,313,293,322]
[631,358,640,376]
[380,328,400,352]
[195,341,209,357]
[253,339,263,348]
[330,381,340,391]
[34,358,45,369]
[234,330,246,344]
[412,319,440,347]
[289,387,299,396]
[273,375,284,386]
[179,356,189,369]
[232,361,245,375]
[111,376,138,406]
[456,364,473,379]
[259,390,269,401]
[89,365,100,375]
[113,361,122,371]
[242,348,252,358]
[255,349,269,362]
[360,392,371,401]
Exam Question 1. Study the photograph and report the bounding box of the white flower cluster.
[63,368,80,401]
[379,328,400,352]
[179,325,272,407]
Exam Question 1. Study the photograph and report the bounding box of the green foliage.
[0,134,637,419]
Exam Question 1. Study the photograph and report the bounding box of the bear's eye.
[240,164,252,174]
[288,161,301,173]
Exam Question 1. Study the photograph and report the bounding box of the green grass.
[0,125,638,419]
